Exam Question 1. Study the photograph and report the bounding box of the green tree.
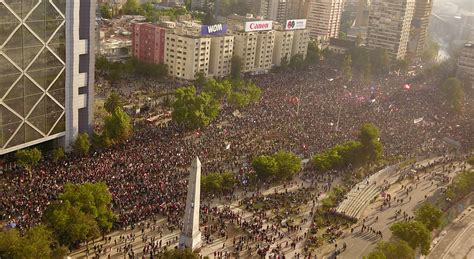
[0,225,59,259]
[290,54,305,69]
[245,81,262,103]
[15,148,42,177]
[195,71,208,88]
[358,123,383,163]
[442,77,465,112]
[43,201,100,247]
[201,173,224,194]
[104,107,133,143]
[204,79,232,101]
[390,221,431,255]
[100,4,113,19]
[228,91,250,108]
[306,41,320,64]
[370,48,390,75]
[104,92,123,114]
[172,86,220,129]
[395,59,410,75]
[444,170,474,202]
[415,203,443,231]
[73,133,91,156]
[342,55,353,80]
[123,0,141,15]
[467,156,474,166]
[272,150,302,180]
[162,248,199,259]
[367,240,415,259]
[51,147,65,162]
[231,55,243,80]
[252,155,278,180]
[220,171,235,191]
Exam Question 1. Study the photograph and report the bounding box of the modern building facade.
[287,0,309,19]
[232,31,258,73]
[0,0,95,155]
[407,0,433,58]
[132,23,166,64]
[291,28,310,58]
[273,30,294,66]
[307,0,343,40]
[255,30,275,73]
[367,0,415,60]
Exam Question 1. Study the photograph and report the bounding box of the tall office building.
[287,0,309,19]
[0,0,95,155]
[307,0,344,40]
[458,41,474,88]
[407,0,433,58]
[367,0,415,60]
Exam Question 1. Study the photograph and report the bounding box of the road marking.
[440,221,474,259]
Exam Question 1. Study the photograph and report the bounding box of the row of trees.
[312,123,383,173]
[444,170,474,203]
[96,56,168,84]
[366,203,443,258]
[0,183,116,258]
[201,171,235,195]
[172,78,262,130]
[252,150,302,181]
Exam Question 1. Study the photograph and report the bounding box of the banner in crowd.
[285,19,307,30]
[201,24,228,36]
[245,20,273,32]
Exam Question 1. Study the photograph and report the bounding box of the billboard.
[201,24,228,36]
[285,19,307,30]
[244,20,273,32]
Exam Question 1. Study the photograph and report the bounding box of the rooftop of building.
[226,14,261,22]
[329,38,357,49]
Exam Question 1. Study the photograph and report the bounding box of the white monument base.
[179,231,202,250]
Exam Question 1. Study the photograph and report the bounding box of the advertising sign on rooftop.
[285,19,307,30]
[244,20,273,32]
[201,24,228,36]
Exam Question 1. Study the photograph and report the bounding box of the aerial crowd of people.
[0,61,473,257]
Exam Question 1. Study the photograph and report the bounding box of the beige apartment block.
[408,0,433,58]
[209,35,234,78]
[232,31,258,73]
[292,29,310,59]
[165,33,211,80]
[273,30,294,66]
[255,31,276,73]
[367,0,415,60]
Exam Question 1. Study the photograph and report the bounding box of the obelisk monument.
[179,157,202,250]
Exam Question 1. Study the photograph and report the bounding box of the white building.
[367,0,416,60]
[164,33,211,80]
[209,35,234,78]
[255,30,276,73]
[232,31,258,73]
[458,41,474,88]
[0,0,95,154]
[292,28,310,59]
[307,0,344,40]
[273,30,294,66]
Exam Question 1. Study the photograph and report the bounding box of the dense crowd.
[1,62,472,236]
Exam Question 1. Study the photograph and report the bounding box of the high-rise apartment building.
[307,0,344,40]
[292,28,310,59]
[133,23,166,64]
[458,41,474,88]
[287,0,309,19]
[255,30,275,73]
[273,30,294,66]
[367,0,415,60]
[0,0,95,155]
[407,0,433,58]
[164,33,211,80]
[209,35,234,78]
[232,31,258,73]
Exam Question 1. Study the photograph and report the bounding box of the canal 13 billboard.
[285,19,307,30]
[201,24,228,35]
[244,20,273,32]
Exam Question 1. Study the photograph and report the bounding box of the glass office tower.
[0,0,95,155]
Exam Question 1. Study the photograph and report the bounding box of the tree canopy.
[172,86,220,129]
[252,155,278,180]
[104,92,123,114]
[161,248,199,259]
[390,221,431,255]
[442,77,465,112]
[415,203,443,231]
[104,107,133,143]
[43,182,116,247]
[201,171,235,194]
[366,240,415,259]
[73,133,91,156]
[273,150,302,179]
[15,148,42,176]
[231,55,243,80]
[0,225,62,259]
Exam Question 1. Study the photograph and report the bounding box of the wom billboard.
[201,24,228,35]
[285,19,307,30]
[245,21,273,32]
